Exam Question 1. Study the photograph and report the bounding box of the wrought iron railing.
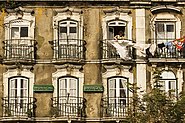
[149,39,185,58]
[101,97,129,118]
[3,39,36,61]
[101,39,133,60]
[49,39,86,61]
[2,97,36,117]
[51,96,86,118]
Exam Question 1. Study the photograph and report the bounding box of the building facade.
[0,0,184,123]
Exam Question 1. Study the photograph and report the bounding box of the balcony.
[51,96,86,119]
[49,39,86,64]
[101,39,134,64]
[3,39,36,64]
[148,39,185,61]
[2,97,36,119]
[101,97,129,119]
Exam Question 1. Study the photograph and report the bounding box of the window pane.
[167,25,174,32]
[11,27,19,38]
[60,27,67,33]
[109,79,116,88]
[20,27,28,37]
[157,23,164,32]
[70,27,76,33]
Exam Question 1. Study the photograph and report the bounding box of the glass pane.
[157,23,164,32]
[20,27,28,37]
[60,27,67,33]
[120,89,126,98]
[69,78,77,89]
[169,81,176,90]
[60,89,66,96]
[109,79,116,88]
[11,27,19,38]
[109,89,116,98]
[70,27,76,33]
[108,27,114,39]
[59,79,66,88]
[167,25,174,32]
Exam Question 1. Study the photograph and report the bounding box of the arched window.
[107,76,128,116]
[58,76,79,99]
[158,71,177,97]
[57,76,79,116]
[8,76,29,116]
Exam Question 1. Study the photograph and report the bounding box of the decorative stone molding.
[3,67,34,97]
[150,5,181,14]
[52,64,84,97]
[103,7,131,15]
[54,7,82,15]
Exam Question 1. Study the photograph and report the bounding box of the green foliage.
[127,68,185,123]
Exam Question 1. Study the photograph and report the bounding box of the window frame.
[107,76,129,105]
[158,71,178,98]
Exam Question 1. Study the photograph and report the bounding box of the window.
[8,77,29,116]
[59,20,78,44]
[107,77,128,116]
[107,20,126,39]
[57,76,79,116]
[3,69,35,117]
[155,22,175,44]
[11,26,28,39]
[4,14,35,60]
[157,71,177,98]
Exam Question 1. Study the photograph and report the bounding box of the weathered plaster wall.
[34,8,55,117]
[83,8,102,118]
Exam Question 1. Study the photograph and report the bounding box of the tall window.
[157,71,177,98]
[4,15,35,60]
[107,77,128,116]
[8,76,29,116]
[107,20,126,39]
[59,20,78,44]
[57,76,79,116]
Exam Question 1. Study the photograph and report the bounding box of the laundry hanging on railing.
[173,36,185,50]
[108,40,156,60]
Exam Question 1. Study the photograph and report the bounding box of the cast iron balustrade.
[101,39,133,60]
[49,39,86,62]
[51,96,86,118]
[148,39,185,58]
[101,97,129,118]
[3,39,36,63]
[2,97,36,118]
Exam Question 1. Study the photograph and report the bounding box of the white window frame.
[3,69,34,99]
[8,76,29,116]
[151,12,181,44]
[4,13,35,59]
[4,13,35,41]
[108,76,128,104]
[158,71,177,98]
[52,65,84,116]
[53,10,83,59]
[3,68,34,116]
[102,12,132,40]
[52,66,84,99]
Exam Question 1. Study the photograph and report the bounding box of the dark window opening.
[108,26,125,39]
[20,27,28,37]
[60,27,67,33]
